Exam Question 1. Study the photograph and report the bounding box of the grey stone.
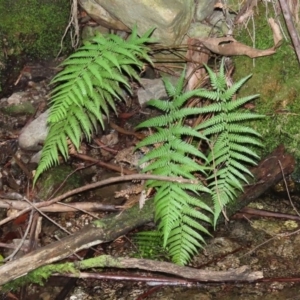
[186,22,216,40]
[137,77,178,106]
[195,0,216,22]
[79,0,194,45]
[6,92,26,105]
[79,0,130,31]
[18,110,49,151]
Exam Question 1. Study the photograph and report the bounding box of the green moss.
[233,2,300,159]
[2,262,77,291]
[0,0,71,58]
[2,102,35,116]
[36,165,83,200]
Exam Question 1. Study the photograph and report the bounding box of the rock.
[195,0,216,22]
[78,0,130,32]
[18,110,49,151]
[186,22,216,40]
[79,0,194,45]
[207,10,236,34]
[6,92,26,105]
[137,77,178,106]
[30,151,42,164]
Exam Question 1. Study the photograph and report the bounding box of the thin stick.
[0,174,199,226]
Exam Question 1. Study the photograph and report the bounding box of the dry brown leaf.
[185,38,209,91]
[193,33,281,58]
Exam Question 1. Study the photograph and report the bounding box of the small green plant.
[133,231,170,260]
[34,27,153,184]
[135,60,264,265]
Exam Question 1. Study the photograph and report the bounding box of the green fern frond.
[135,114,175,128]
[229,143,260,159]
[225,94,260,110]
[221,74,252,100]
[227,124,262,136]
[145,99,172,112]
[228,134,262,146]
[204,63,224,92]
[136,69,216,265]
[225,112,264,123]
[194,89,222,101]
[34,29,154,183]
[133,231,169,260]
[135,59,264,263]
[162,76,177,98]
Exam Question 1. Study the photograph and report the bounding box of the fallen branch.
[75,255,263,282]
[0,174,197,226]
[0,200,154,286]
[48,255,263,282]
[0,200,120,212]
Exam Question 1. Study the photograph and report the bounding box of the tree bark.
[0,145,294,286]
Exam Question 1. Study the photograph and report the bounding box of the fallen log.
[0,145,294,286]
[217,144,295,223]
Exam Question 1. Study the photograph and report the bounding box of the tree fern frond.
[195,114,225,129]
[34,29,153,184]
[167,223,205,265]
[162,76,177,98]
[138,145,170,162]
[222,172,244,191]
[229,150,257,165]
[168,139,207,160]
[183,209,213,226]
[225,112,263,123]
[194,89,222,101]
[142,157,171,173]
[225,94,260,111]
[228,159,253,177]
[174,68,187,97]
[229,143,260,159]
[134,58,264,264]
[202,123,226,136]
[135,114,175,128]
[135,130,170,148]
[128,26,156,47]
[210,190,230,224]
[222,74,252,100]
[169,125,208,140]
[170,107,214,120]
[204,64,222,91]
[149,164,201,179]
[120,64,141,83]
[228,134,263,146]
[227,124,262,136]
[226,166,249,184]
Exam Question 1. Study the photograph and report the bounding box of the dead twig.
[278,0,300,64]
[0,200,120,212]
[0,174,199,227]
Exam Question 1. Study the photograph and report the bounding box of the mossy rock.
[36,165,83,200]
[233,2,300,160]
[2,102,35,116]
[0,0,71,58]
